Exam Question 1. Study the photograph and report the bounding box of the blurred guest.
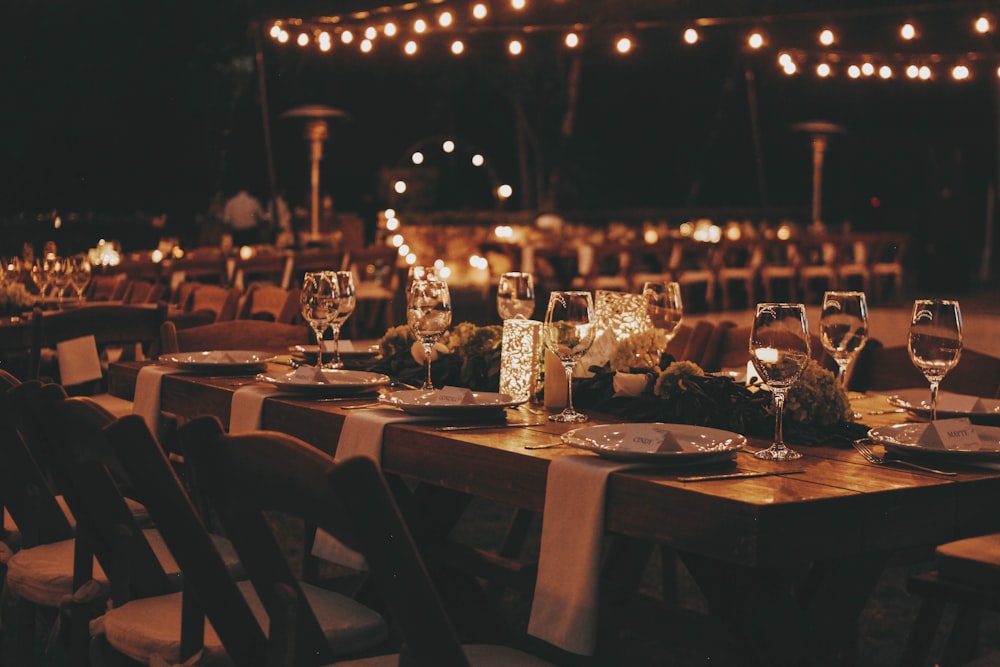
[268,188,294,248]
[223,187,265,246]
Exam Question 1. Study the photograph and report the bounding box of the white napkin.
[229,385,295,434]
[527,455,644,656]
[132,365,185,434]
[56,335,103,387]
[312,409,435,570]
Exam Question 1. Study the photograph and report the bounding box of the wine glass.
[30,258,52,298]
[48,257,72,305]
[299,271,340,368]
[819,290,869,387]
[323,270,357,369]
[407,277,452,390]
[543,291,596,423]
[496,271,535,320]
[68,255,92,302]
[749,303,812,461]
[642,280,683,367]
[908,299,963,421]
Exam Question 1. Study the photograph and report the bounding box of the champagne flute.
[543,291,596,423]
[642,280,683,367]
[407,277,452,390]
[908,299,963,421]
[496,271,535,320]
[819,290,869,387]
[749,303,811,461]
[299,271,340,369]
[323,270,357,369]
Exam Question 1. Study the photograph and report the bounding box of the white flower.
[613,372,650,397]
[410,340,450,364]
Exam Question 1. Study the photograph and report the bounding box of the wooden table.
[108,361,1000,666]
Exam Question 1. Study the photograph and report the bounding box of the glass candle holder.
[499,318,542,403]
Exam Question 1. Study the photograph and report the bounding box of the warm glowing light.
[919,65,932,80]
[364,26,377,40]
[847,64,861,78]
[442,140,455,153]
[472,3,488,20]
[297,33,309,47]
[277,30,289,43]
[497,184,513,199]
[404,40,418,55]
[386,218,400,231]
[495,225,514,239]
[778,52,793,67]
[508,39,523,55]
[470,255,489,270]
[398,244,410,257]
[683,28,699,44]
[360,39,373,53]
[782,60,797,75]
[975,15,992,34]
[318,32,332,51]
[861,62,875,76]
[270,24,282,38]
[239,245,255,260]
[776,225,792,241]
[643,229,659,244]
[615,36,632,53]
[952,64,970,80]
[900,23,916,40]
[437,265,452,279]
[151,249,164,263]
[679,222,693,236]
[511,0,526,9]
[906,64,919,79]
[414,18,427,33]
[341,30,354,44]
[451,40,465,55]
[384,22,398,37]
[565,32,580,48]
[385,208,396,218]
[747,32,764,49]
[878,65,893,79]
[390,234,404,247]
[819,29,835,46]
[726,225,742,241]
[755,347,780,363]
[405,253,417,265]
[471,154,485,167]
[438,10,453,27]
[394,180,407,194]
[816,63,831,77]
[411,151,424,165]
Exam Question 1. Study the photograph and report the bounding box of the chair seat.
[6,530,241,608]
[93,579,387,665]
[85,392,135,418]
[936,533,1000,589]
[334,644,557,667]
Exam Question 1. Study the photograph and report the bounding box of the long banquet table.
[107,360,1000,666]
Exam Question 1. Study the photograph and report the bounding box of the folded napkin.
[229,385,296,434]
[57,335,103,387]
[527,455,644,656]
[133,365,185,434]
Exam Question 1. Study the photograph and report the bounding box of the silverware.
[438,423,544,431]
[851,439,956,476]
[523,442,565,450]
[677,470,805,482]
[342,402,393,410]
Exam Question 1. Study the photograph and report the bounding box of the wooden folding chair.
[180,415,555,666]
[236,283,299,323]
[158,319,311,355]
[187,284,242,322]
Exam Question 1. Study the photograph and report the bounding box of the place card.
[937,394,980,413]
[291,366,329,383]
[322,339,354,352]
[618,424,682,453]
[918,417,980,450]
[433,386,476,405]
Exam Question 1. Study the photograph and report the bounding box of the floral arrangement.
[371,322,504,391]
[0,282,35,315]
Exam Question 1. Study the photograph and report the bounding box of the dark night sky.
[3,0,998,241]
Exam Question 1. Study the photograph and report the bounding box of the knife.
[438,423,544,431]
[677,470,805,482]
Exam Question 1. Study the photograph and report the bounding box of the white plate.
[160,350,275,372]
[887,389,1000,425]
[869,423,1000,460]
[257,368,391,394]
[290,342,381,359]
[377,389,524,416]
[561,423,747,464]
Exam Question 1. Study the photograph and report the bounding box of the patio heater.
[792,120,847,228]
[279,105,350,241]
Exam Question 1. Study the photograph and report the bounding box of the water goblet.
[819,290,869,387]
[749,303,812,461]
[543,291,596,423]
[641,280,683,367]
[908,299,963,421]
[497,271,535,320]
[407,277,452,390]
[299,271,340,368]
[323,270,357,369]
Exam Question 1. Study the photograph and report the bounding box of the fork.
[851,439,956,476]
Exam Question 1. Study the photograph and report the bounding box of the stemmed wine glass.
[496,271,535,320]
[543,291,596,423]
[749,303,812,461]
[323,270,357,369]
[819,290,869,387]
[908,299,963,421]
[48,257,72,305]
[30,258,53,299]
[642,280,683,367]
[68,255,92,303]
[407,277,452,390]
[299,271,340,369]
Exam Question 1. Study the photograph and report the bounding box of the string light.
[974,15,992,33]
[747,31,765,49]
[360,39,374,53]
[511,0,526,10]
[384,22,398,37]
[565,32,580,48]
[297,32,310,46]
[952,64,971,80]
[472,3,488,20]
[442,140,455,153]
[414,18,427,33]
[900,22,917,40]
[451,39,465,55]
[411,151,425,164]
[508,38,524,55]
[819,28,836,46]
[404,40,418,55]
[438,10,453,28]
[364,26,378,40]
[816,62,831,77]
[341,30,354,44]
[683,28,699,45]
[615,35,633,54]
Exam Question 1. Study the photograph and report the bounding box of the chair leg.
[898,597,946,667]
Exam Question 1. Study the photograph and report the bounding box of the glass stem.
[563,362,575,413]
[837,361,849,387]
[423,342,434,388]
[929,380,940,421]
[313,327,325,367]
[772,388,787,451]
[331,324,341,364]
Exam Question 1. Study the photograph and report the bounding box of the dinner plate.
[886,388,1000,424]
[561,423,747,464]
[159,350,275,372]
[868,423,1000,460]
[257,367,391,395]
[290,341,381,360]
[377,389,524,416]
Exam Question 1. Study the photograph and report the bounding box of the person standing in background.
[223,187,265,246]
